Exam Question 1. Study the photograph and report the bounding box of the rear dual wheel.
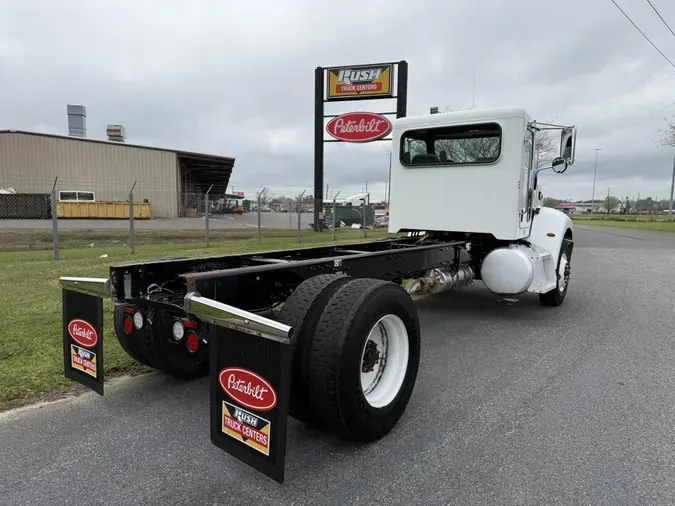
[278,276,421,442]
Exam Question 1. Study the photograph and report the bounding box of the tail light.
[186,331,199,353]
[133,311,144,330]
[172,320,185,341]
[172,319,197,342]
[123,315,133,334]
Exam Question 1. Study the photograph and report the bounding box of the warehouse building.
[0,105,235,219]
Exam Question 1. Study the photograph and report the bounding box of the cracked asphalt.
[1,224,675,505]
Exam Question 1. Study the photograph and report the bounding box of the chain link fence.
[0,178,391,260]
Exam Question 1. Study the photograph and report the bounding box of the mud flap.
[184,293,293,484]
[60,277,111,396]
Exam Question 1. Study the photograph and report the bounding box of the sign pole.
[314,60,407,234]
[313,67,324,233]
[396,60,408,118]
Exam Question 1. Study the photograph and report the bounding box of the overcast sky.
[2,0,675,202]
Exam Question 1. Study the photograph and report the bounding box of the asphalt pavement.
[2,225,675,505]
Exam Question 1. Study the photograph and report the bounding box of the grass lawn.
[571,214,675,233]
[0,228,391,410]
[0,227,319,252]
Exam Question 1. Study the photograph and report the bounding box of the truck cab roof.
[393,106,531,130]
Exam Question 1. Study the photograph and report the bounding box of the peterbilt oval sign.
[219,367,277,412]
[326,112,392,143]
[68,319,98,348]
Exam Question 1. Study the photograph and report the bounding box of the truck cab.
[388,106,576,240]
[388,106,577,300]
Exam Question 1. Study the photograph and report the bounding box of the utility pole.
[669,152,675,217]
[592,148,601,213]
[606,187,610,213]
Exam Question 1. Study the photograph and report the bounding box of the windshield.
[400,122,502,165]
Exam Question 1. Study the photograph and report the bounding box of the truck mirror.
[560,127,576,164]
[551,157,568,173]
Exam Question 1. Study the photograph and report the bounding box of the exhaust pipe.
[405,265,474,296]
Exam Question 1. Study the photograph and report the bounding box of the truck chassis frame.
[59,232,563,483]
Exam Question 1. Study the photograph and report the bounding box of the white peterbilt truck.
[58,106,576,482]
[390,106,575,304]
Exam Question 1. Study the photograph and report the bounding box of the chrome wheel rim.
[360,314,409,409]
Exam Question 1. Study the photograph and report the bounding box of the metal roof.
[0,129,235,164]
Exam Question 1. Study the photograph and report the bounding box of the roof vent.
[66,105,87,137]
[106,125,126,143]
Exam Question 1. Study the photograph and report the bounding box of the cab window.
[400,122,502,166]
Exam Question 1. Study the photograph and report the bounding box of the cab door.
[519,127,536,231]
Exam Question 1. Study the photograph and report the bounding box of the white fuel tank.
[479,244,536,295]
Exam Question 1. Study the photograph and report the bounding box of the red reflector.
[123,316,133,334]
[184,320,197,329]
[186,331,199,353]
[123,307,134,314]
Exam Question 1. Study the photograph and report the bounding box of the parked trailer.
[58,106,577,483]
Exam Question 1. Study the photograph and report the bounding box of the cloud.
[2,0,675,202]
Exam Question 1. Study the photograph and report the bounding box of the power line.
[579,69,675,130]
[646,0,675,38]
[609,0,675,69]
[572,62,669,127]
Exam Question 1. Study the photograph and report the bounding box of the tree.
[543,197,559,208]
[661,108,675,147]
[257,188,274,205]
[437,108,560,168]
[535,130,559,169]
[604,196,620,213]
[426,107,498,162]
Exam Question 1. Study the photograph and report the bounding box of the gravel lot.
[1,225,675,506]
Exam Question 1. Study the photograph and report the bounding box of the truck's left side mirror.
[560,127,576,165]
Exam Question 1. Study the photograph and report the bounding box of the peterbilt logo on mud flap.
[219,367,278,411]
[68,319,98,348]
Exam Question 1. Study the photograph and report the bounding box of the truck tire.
[307,278,421,442]
[276,273,352,424]
[539,237,573,307]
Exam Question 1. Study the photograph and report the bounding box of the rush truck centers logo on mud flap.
[326,64,393,100]
[221,401,272,456]
[326,112,392,143]
[70,344,97,378]
[209,324,291,483]
[62,289,105,395]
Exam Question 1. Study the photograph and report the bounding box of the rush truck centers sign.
[325,112,392,143]
[326,64,393,100]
